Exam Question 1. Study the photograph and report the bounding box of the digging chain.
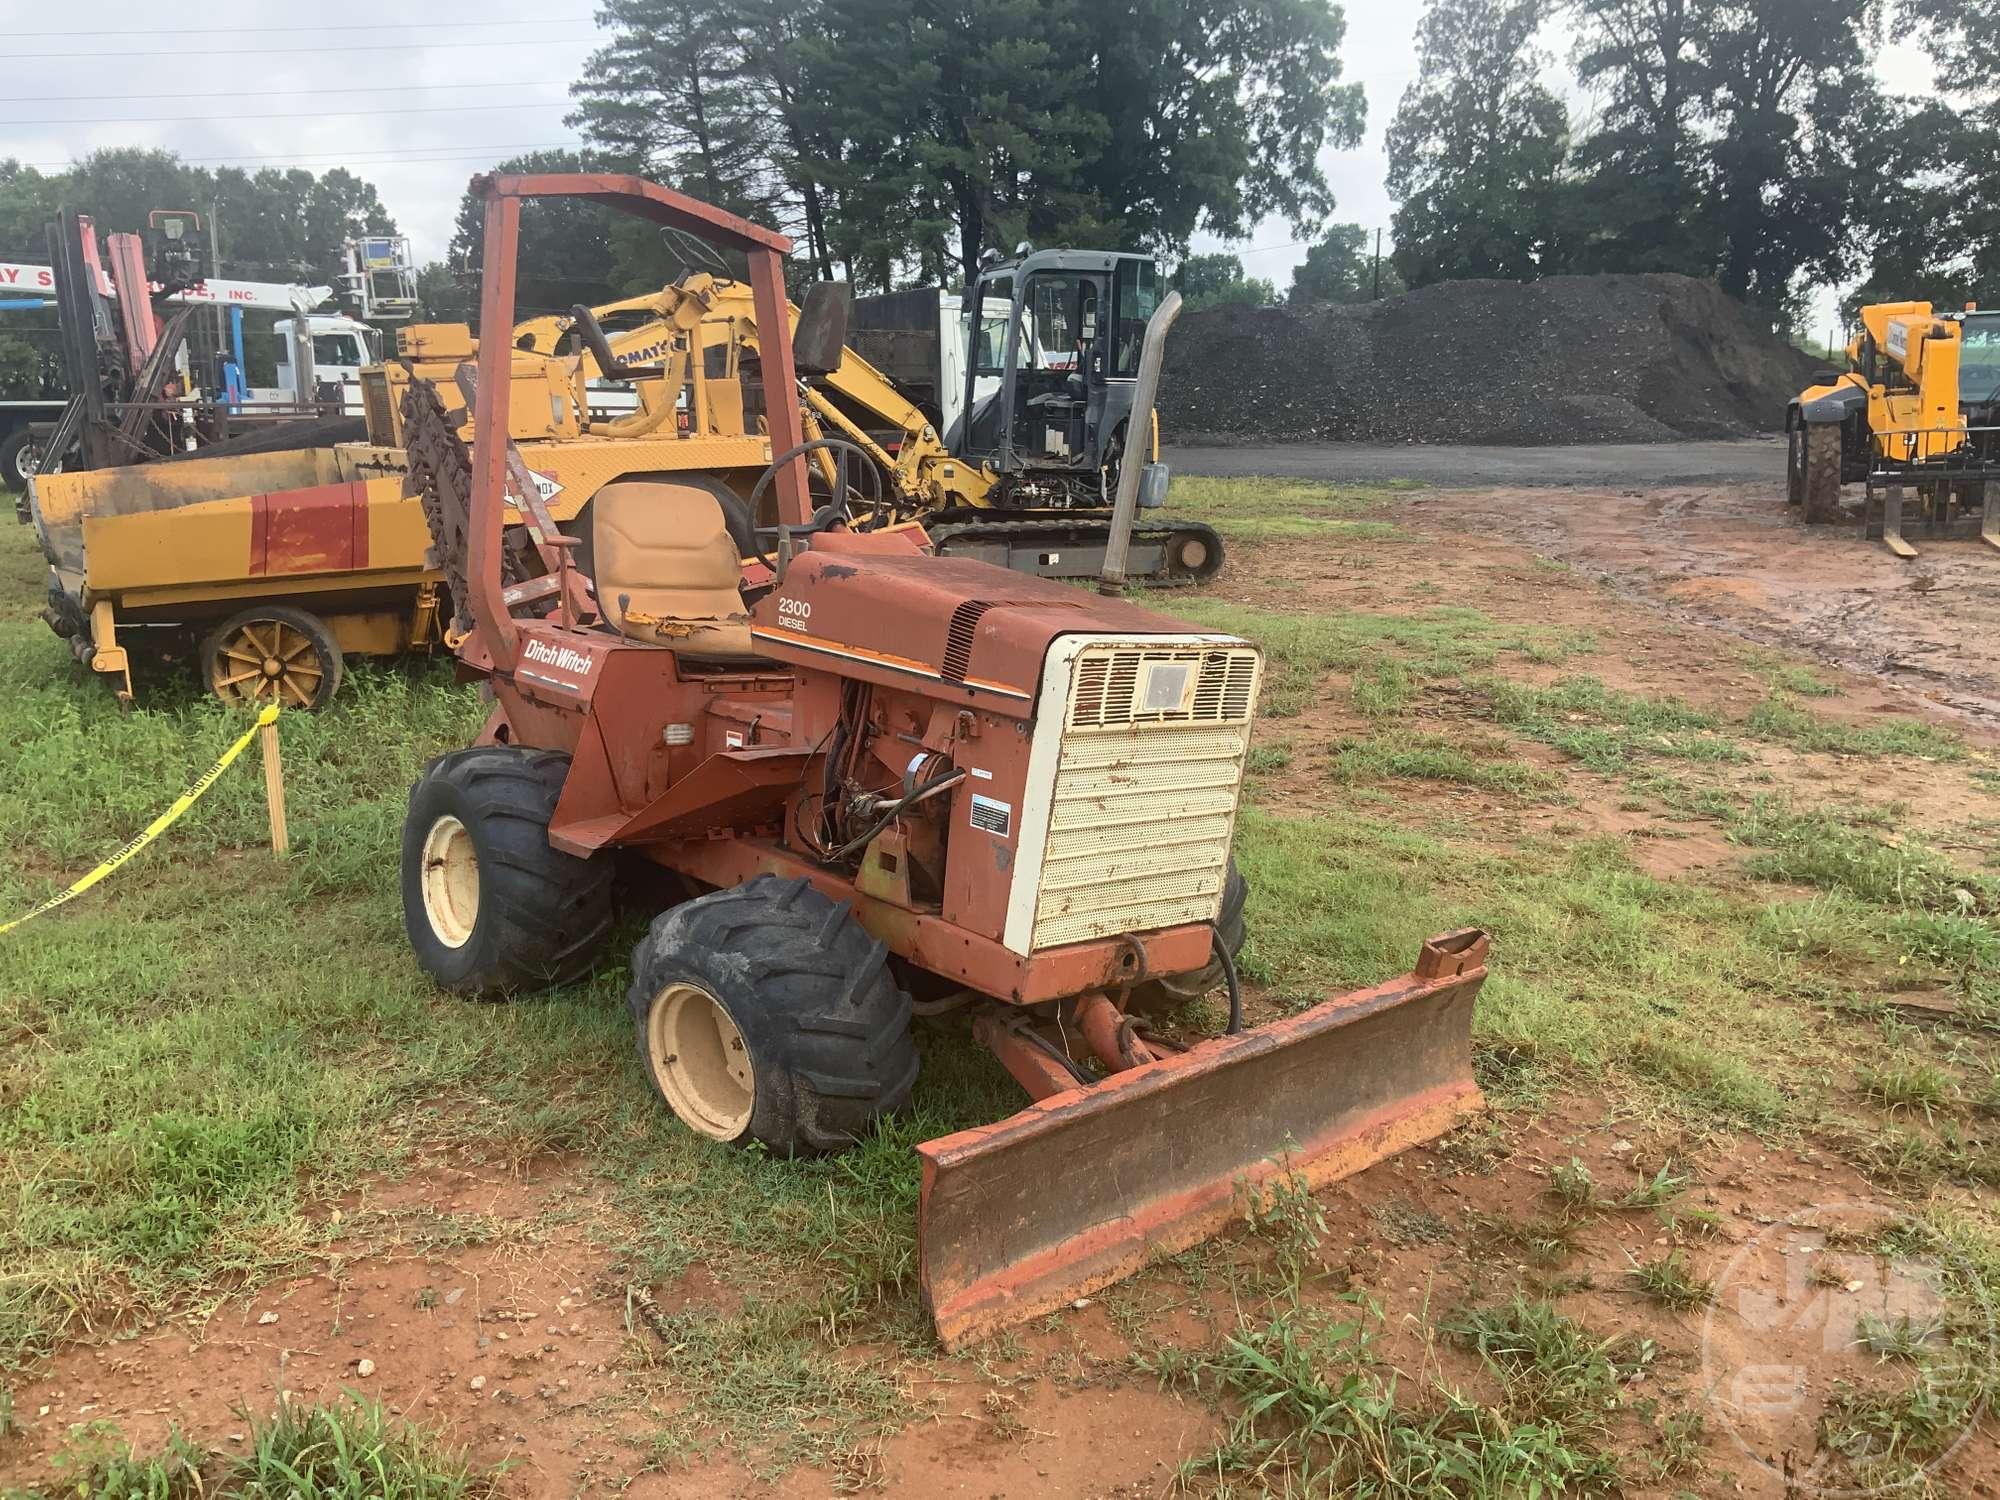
[400,380,478,640]
[401,380,551,640]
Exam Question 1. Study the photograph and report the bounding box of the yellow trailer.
[30,447,442,709]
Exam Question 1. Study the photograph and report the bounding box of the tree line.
[3,0,1993,349]
[1385,0,1998,324]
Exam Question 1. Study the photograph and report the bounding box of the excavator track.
[927,515,1225,586]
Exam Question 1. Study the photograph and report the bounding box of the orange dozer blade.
[917,929,1489,1351]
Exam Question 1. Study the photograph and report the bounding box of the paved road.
[1166,438,1786,489]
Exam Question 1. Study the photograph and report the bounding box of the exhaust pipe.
[1098,289,1183,596]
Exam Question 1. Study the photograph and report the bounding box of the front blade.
[918,931,1488,1351]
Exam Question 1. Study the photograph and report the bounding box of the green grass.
[30,1397,499,1498]
[1626,1250,1713,1310]
[1169,598,1595,718]
[1749,694,1966,760]
[5,484,2000,1488]
[1166,476,1408,543]
[1331,732,1557,799]
[1473,674,1744,773]
[1138,1180,1621,1496]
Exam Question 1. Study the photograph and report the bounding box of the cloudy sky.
[3,1,1942,317]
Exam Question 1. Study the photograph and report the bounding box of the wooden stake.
[259,720,289,856]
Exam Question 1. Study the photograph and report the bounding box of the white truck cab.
[260,314,382,416]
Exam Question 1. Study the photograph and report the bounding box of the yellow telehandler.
[1787,301,2000,557]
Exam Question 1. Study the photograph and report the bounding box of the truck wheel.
[202,604,344,711]
[1801,423,1843,525]
[1,428,34,493]
[1127,860,1246,1017]
[627,874,918,1155]
[402,746,613,995]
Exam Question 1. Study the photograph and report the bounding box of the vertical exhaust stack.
[1099,289,1183,596]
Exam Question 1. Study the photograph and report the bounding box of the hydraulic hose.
[1208,917,1243,1035]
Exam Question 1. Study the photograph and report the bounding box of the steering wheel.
[747,437,890,576]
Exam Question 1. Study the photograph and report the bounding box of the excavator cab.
[955,248,1163,506]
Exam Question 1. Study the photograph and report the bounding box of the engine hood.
[747,550,1234,709]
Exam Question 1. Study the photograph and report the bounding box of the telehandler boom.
[397,172,1489,1348]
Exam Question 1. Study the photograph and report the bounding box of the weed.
[1627,1250,1713,1310]
[1550,1157,1598,1211]
[1331,732,1557,798]
[1749,694,1965,760]
[1369,1198,1453,1249]
[43,1397,500,1498]
[1473,674,1740,772]
[1476,1212,1582,1268]
[1860,1062,1954,1121]
[1145,1294,1619,1497]
[1444,1296,1641,1433]
[1854,1311,1948,1362]
[1730,799,1997,914]
[1621,1162,1691,1209]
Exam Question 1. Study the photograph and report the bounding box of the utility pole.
[1372,228,1383,300]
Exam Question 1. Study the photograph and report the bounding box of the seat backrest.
[590,478,754,655]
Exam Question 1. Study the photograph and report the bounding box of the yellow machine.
[1787,301,1999,556]
[34,268,1213,709]
[361,274,1218,584]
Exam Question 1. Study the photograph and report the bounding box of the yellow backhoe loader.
[359,269,1223,586]
[1788,301,2000,557]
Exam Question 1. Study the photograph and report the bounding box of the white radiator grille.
[1028,642,1261,951]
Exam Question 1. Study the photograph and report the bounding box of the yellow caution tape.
[0,703,280,936]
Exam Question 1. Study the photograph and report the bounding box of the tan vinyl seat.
[590,478,755,656]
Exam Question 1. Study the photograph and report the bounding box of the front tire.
[627,874,918,1155]
[1801,422,1843,525]
[401,747,613,995]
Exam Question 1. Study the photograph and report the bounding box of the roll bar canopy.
[466,173,809,670]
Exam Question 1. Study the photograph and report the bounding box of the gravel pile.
[1162,273,1820,446]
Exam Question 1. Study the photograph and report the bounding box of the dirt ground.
[1400,482,2000,728]
[3,473,1997,1497]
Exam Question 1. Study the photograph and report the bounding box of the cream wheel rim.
[211,617,327,708]
[420,815,480,949]
[646,982,754,1140]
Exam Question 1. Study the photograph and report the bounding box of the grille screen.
[1030,643,1261,950]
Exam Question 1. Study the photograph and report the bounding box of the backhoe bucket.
[918,930,1490,1350]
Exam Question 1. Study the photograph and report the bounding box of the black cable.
[1208,918,1243,1035]
[1014,1023,1093,1086]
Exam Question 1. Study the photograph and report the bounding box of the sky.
[0,1,1947,326]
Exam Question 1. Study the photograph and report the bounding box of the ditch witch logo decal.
[522,638,595,676]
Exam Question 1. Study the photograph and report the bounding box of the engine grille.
[1027,641,1261,951]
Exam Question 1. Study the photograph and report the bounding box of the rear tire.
[401,746,614,995]
[1127,860,1246,1017]
[1802,422,1843,525]
[0,428,33,493]
[627,874,918,1155]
